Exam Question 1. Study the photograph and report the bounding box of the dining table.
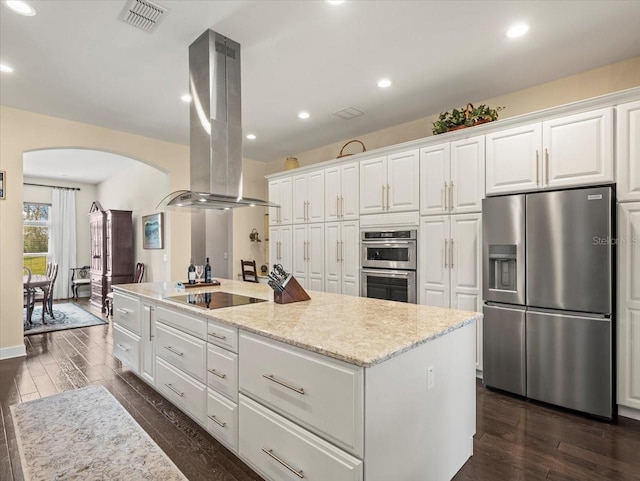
[23,274,50,325]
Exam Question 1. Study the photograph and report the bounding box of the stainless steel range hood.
[157,30,275,211]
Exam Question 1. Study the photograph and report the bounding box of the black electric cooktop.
[167,291,267,310]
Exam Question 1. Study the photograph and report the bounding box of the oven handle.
[361,269,415,278]
[361,240,415,246]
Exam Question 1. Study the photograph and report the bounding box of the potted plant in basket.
[432,103,504,135]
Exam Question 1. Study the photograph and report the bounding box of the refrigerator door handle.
[527,307,610,320]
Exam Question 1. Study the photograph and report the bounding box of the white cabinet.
[325,221,360,296]
[360,150,419,214]
[325,162,359,221]
[421,137,484,216]
[269,225,292,271]
[140,300,156,385]
[419,213,483,371]
[486,108,614,195]
[618,203,640,410]
[617,100,640,202]
[268,177,292,225]
[486,124,542,195]
[292,223,324,291]
[293,171,324,223]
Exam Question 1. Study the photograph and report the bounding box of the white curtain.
[51,188,77,300]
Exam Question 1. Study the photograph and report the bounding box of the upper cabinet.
[293,171,324,224]
[360,150,419,215]
[486,108,614,195]
[421,136,484,216]
[325,162,359,221]
[268,177,292,225]
[617,100,640,203]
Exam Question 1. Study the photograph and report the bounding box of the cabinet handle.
[545,148,550,186]
[116,343,129,352]
[208,331,227,340]
[443,182,448,210]
[387,183,390,210]
[164,345,183,356]
[340,196,344,218]
[164,383,184,397]
[337,240,340,262]
[208,414,227,428]
[449,182,454,212]
[381,184,385,210]
[262,374,305,395]
[444,239,448,268]
[115,308,128,315]
[208,368,227,379]
[450,239,455,268]
[341,241,344,262]
[336,196,340,218]
[262,448,304,479]
[536,150,540,186]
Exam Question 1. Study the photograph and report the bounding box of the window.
[23,203,51,275]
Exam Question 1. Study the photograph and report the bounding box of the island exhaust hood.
[158,30,276,211]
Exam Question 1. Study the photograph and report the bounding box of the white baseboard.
[618,405,640,421]
[0,344,26,360]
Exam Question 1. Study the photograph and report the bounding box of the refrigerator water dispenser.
[488,245,517,292]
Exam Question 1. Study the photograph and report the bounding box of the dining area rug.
[23,302,106,335]
[10,385,188,481]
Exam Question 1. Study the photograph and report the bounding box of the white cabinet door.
[419,216,450,308]
[543,107,614,189]
[618,203,640,410]
[450,214,482,313]
[292,224,308,287]
[360,157,386,214]
[486,124,542,195]
[324,222,341,294]
[387,149,420,212]
[450,136,485,213]
[341,162,360,220]
[268,178,293,225]
[140,301,156,385]
[268,180,281,224]
[308,223,324,291]
[420,143,450,216]
[292,174,308,224]
[617,100,640,203]
[341,221,360,297]
[308,170,325,223]
[325,166,341,222]
[270,226,293,271]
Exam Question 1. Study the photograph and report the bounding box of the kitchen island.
[112,280,481,481]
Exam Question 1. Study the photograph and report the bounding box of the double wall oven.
[360,229,417,303]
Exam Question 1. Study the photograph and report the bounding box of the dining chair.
[106,262,145,318]
[240,259,259,283]
[34,263,58,323]
[23,267,35,327]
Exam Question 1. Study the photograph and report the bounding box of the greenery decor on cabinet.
[432,103,504,135]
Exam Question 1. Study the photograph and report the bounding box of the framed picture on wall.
[142,213,163,249]
[0,171,5,200]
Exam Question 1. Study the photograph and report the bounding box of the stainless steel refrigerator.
[482,186,614,419]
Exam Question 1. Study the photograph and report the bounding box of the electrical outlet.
[427,366,435,390]
[223,252,228,260]
[163,253,167,262]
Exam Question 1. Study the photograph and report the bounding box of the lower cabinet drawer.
[239,395,363,481]
[113,292,141,335]
[113,324,140,374]
[156,305,207,340]
[156,357,206,425]
[207,343,238,402]
[207,390,238,453]
[156,321,206,382]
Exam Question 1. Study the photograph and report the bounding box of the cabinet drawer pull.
[116,343,129,352]
[261,448,304,479]
[444,239,448,268]
[336,196,340,218]
[340,196,344,218]
[164,346,183,356]
[449,182,454,211]
[545,148,550,186]
[450,238,455,268]
[208,414,227,428]
[341,241,344,262]
[443,182,448,210]
[208,332,227,340]
[165,383,184,397]
[381,184,385,210]
[337,240,340,262]
[115,308,129,315]
[208,368,226,379]
[387,183,390,210]
[262,374,305,395]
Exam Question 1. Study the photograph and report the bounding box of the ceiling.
[2,1,640,162]
[23,149,137,184]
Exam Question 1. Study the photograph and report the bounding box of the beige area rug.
[10,385,187,481]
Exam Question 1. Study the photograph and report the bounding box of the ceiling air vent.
[334,106,365,120]
[119,0,168,33]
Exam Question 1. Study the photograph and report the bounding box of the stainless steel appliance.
[361,230,417,303]
[482,186,614,419]
[167,292,267,310]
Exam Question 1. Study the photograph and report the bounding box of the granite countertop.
[113,280,481,368]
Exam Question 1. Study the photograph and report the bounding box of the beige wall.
[266,55,640,173]
[0,106,190,355]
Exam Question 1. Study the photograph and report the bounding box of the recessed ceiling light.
[324,0,345,4]
[298,111,310,120]
[506,23,529,38]
[223,207,230,210]
[181,94,192,103]
[377,78,392,88]
[246,134,256,140]
[249,204,256,207]
[0,63,14,73]
[4,0,36,16]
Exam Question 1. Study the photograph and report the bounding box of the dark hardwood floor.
[1,299,639,481]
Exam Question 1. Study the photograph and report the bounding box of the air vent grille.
[334,106,365,120]
[119,0,168,33]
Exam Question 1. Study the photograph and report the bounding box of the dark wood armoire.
[89,201,133,312]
